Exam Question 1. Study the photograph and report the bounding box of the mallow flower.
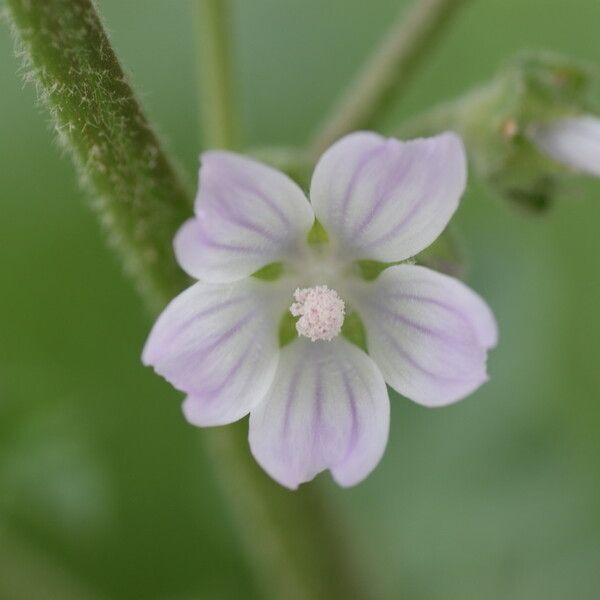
[142,131,498,489]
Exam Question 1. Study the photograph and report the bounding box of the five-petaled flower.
[142,131,498,489]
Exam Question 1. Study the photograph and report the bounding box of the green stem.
[395,85,490,139]
[396,99,465,138]
[195,0,240,149]
[310,0,469,157]
[5,0,193,312]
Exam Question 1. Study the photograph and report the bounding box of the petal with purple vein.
[249,337,389,489]
[143,278,288,425]
[175,151,314,283]
[348,264,497,407]
[310,132,466,262]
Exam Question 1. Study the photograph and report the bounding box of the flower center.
[289,285,345,342]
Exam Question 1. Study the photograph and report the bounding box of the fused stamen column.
[290,285,345,342]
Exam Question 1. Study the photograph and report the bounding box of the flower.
[142,131,498,489]
[528,115,600,177]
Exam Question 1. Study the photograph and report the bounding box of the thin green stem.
[5,0,193,312]
[310,0,469,158]
[195,0,240,149]
[394,84,494,139]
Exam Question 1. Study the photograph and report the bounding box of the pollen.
[290,285,345,342]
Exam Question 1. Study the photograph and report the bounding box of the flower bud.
[466,52,599,211]
[527,115,600,178]
[402,52,599,212]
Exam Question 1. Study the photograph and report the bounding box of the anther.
[289,285,345,342]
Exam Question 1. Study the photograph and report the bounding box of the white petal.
[142,279,286,426]
[249,337,390,489]
[528,115,600,177]
[349,265,497,407]
[175,151,315,282]
[310,131,466,262]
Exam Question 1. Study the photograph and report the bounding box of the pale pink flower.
[528,115,600,177]
[143,132,497,489]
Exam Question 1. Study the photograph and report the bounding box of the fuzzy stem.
[5,0,193,312]
[195,0,240,149]
[310,0,468,157]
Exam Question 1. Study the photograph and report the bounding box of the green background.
[1,0,599,598]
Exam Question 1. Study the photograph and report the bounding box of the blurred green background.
[1,1,600,598]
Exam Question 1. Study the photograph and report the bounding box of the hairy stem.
[310,0,468,157]
[195,0,240,149]
[5,0,193,312]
